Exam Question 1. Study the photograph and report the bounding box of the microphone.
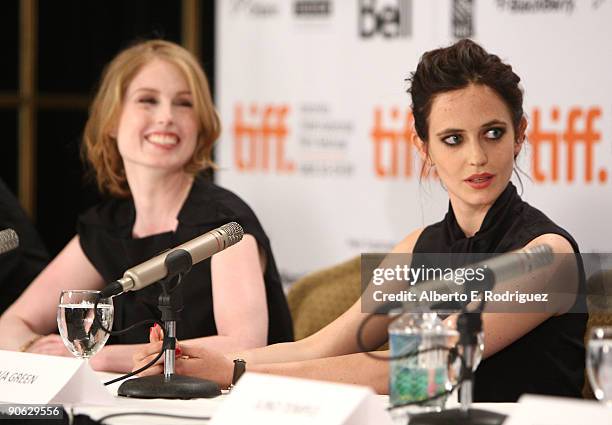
[101,222,244,297]
[0,229,19,255]
[406,244,554,310]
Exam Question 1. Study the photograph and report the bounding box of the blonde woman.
[0,40,293,372]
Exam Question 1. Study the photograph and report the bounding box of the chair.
[582,269,612,398]
[287,256,362,340]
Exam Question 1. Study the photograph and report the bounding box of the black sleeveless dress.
[413,183,586,401]
[77,175,293,345]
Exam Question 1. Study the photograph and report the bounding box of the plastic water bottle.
[389,312,459,412]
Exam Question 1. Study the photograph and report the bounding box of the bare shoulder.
[391,227,425,254]
[525,233,574,254]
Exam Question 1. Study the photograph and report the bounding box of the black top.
[77,175,293,345]
[0,179,49,315]
[413,183,586,402]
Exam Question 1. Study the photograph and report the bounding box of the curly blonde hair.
[82,39,220,197]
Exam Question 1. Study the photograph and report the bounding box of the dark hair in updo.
[409,39,524,142]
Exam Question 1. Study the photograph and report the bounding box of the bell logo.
[371,107,426,178]
[232,103,295,173]
[529,106,606,184]
[359,0,412,39]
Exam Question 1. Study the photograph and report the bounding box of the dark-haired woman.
[133,39,585,402]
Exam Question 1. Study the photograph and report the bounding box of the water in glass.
[57,290,113,359]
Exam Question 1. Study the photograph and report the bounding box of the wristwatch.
[229,358,246,390]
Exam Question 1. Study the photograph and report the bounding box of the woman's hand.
[132,324,234,388]
[25,334,72,356]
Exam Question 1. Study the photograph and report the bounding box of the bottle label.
[389,332,450,407]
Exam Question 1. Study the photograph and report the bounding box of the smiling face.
[114,58,199,174]
[423,83,525,213]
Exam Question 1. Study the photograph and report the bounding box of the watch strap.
[230,358,246,389]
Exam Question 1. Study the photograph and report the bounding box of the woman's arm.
[181,230,397,356]
[227,228,425,364]
[179,343,391,394]
[0,236,105,353]
[92,234,272,372]
[133,291,393,372]
[463,233,578,359]
[134,336,391,394]
[252,352,390,394]
[133,228,425,389]
[204,234,269,351]
[0,236,148,373]
[0,236,173,373]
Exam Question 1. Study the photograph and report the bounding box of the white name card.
[0,350,114,405]
[504,394,612,425]
[210,372,393,425]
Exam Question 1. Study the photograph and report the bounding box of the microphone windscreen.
[522,244,554,270]
[0,228,19,255]
[219,222,244,247]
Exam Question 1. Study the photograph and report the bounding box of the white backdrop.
[215,0,612,284]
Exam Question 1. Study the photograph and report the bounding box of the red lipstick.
[465,173,494,189]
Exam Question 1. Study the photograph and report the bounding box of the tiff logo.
[232,104,295,173]
[529,106,606,183]
[359,0,412,38]
[371,107,427,178]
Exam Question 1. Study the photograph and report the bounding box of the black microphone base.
[117,374,221,399]
[408,408,506,425]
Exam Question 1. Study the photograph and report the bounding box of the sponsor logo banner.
[359,0,412,38]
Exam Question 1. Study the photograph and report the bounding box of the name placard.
[210,373,392,425]
[504,394,612,425]
[0,350,114,405]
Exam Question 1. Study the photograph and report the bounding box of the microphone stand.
[118,250,221,399]
[408,270,506,425]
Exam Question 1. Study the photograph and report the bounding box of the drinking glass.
[57,290,114,361]
[587,326,612,406]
